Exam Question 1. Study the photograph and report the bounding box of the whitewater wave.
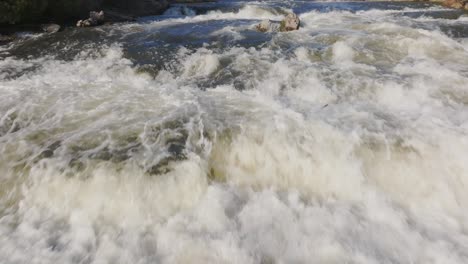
[2,1,468,263]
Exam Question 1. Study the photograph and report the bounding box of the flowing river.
[1,1,468,263]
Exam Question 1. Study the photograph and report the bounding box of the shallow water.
[1,1,468,263]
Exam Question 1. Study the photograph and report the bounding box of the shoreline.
[0,0,465,39]
[0,0,215,32]
[0,0,217,39]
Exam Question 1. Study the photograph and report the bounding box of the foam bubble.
[182,49,220,77]
[2,2,468,264]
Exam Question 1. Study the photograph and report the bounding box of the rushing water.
[1,0,468,263]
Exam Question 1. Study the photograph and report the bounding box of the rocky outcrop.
[256,13,301,33]
[256,20,278,32]
[41,23,61,33]
[279,13,300,32]
[0,34,15,44]
[0,0,106,24]
[0,0,174,25]
[441,0,468,9]
[430,0,468,9]
[76,11,105,27]
[75,0,170,26]
[0,0,48,24]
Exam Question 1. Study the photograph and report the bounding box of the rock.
[90,11,105,22]
[444,0,464,8]
[76,19,89,27]
[256,19,280,32]
[41,23,61,33]
[163,5,197,16]
[280,13,300,32]
[76,10,105,27]
[256,13,300,33]
[170,0,214,2]
[1,0,170,26]
[442,0,468,9]
[0,0,49,24]
[256,20,272,32]
[0,34,14,44]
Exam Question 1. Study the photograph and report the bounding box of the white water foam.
[1,3,468,264]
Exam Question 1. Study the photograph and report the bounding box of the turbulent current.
[1,1,468,263]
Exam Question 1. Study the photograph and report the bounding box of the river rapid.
[1,1,468,263]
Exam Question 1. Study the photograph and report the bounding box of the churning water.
[1,1,468,263]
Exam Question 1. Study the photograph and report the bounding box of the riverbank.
[0,0,216,39]
[1,0,466,27]
[0,0,213,26]
[0,0,465,32]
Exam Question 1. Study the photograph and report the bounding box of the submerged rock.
[76,10,105,27]
[90,10,105,22]
[256,19,278,32]
[280,13,300,32]
[443,0,463,8]
[256,20,271,32]
[41,23,60,33]
[0,0,49,24]
[256,13,300,33]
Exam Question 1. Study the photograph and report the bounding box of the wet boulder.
[256,13,300,33]
[441,0,468,9]
[443,0,463,8]
[0,0,171,25]
[76,19,91,27]
[256,20,271,32]
[90,10,105,22]
[280,13,300,32]
[0,0,49,24]
[256,19,279,32]
[76,10,105,27]
[0,34,14,44]
[41,23,61,33]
